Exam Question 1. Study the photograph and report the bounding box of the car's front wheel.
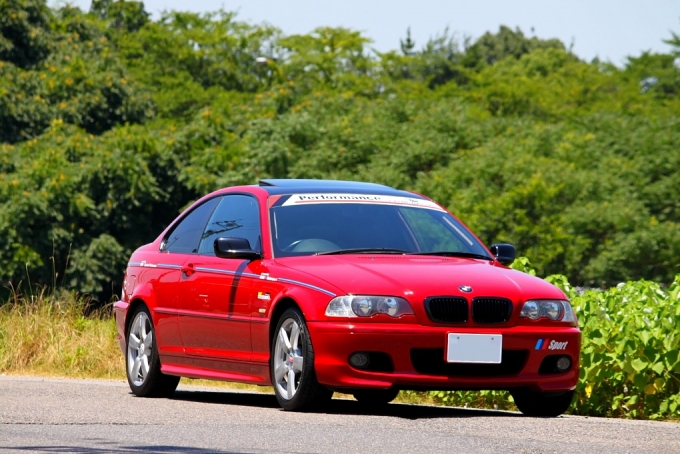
[353,388,400,406]
[511,389,575,417]
[126,306,179,397]
[271,308,333,411]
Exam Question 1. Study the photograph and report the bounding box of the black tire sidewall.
[271,308,320,410]
[125,305,164,397]
[353,388,400,405]
[512,389,575,417]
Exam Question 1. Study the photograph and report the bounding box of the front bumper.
[307,321,581,392]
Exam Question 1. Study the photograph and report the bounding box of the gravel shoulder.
[1,375,678,454]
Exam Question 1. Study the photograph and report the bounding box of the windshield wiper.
[408,251,493,260]
[316,248,410,256]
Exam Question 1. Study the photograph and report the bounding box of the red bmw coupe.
[114,179,580,416]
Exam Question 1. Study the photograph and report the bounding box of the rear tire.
[126,306,179,398]
[271,308,333,411]
[353,388,400,406]
[511,389,575,417]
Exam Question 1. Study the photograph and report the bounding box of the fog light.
[555,356,572,372]
[349,352,370,369]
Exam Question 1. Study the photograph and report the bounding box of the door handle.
[181,263,195,276]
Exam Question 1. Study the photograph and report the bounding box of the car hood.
[275,255,566,303]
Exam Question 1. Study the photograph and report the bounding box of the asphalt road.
[1,376,678,454]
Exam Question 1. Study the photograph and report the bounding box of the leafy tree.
[623,52,680,98]
[280,27,373,89]
[2,0,680,299]
[0,0,52,68]
[465,25,565,68]
[0,4,153,143]
[113,10,280,118]
[380,28,469,88]
[400,27,415,56]
[89,0,149,33]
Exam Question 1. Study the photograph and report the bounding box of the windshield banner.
[281,193,446,211]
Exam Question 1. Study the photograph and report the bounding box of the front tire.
[353,388,400,406]
[271,308,333,411]
[126,306,179,398]
[511,389,575,417]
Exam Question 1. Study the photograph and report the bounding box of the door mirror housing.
[214,237,261,260]
[490,243,516,266]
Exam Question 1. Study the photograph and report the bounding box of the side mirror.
[490,243,516,266]
[214,237,261,260]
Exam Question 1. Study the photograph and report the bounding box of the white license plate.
[446,333,503,364]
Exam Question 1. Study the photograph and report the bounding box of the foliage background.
[1,1,679,419]
[1,0,680,300]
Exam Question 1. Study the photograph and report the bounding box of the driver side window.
[162,198,219,254]
[198,195,261,255]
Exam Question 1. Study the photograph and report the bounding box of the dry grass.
[0,289,124,378]
[0,290,507,410]
[0,291,428,404]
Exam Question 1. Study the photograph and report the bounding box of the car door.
[151,197,220,356]
[177,194,262,362]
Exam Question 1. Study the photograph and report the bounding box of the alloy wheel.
[273,318,304,400]
[127,311,154,387]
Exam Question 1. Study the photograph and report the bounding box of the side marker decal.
[127,262,336,297]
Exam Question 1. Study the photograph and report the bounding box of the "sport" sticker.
[535,339,569,350]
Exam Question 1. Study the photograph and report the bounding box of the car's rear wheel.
[126,306,179,398]
[353,388,400,406]
[271,308,333,411]
[511,389,575,417]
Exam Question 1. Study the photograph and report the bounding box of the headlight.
[325,295,414,318]
[520,300,577,325]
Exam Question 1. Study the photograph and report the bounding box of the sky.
[63,0,680,65]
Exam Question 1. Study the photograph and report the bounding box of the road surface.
[1,376,678,453]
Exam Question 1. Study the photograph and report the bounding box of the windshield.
[269,193,491,259]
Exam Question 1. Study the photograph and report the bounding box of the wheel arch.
[125,298,149,338]
[269,296,301,349]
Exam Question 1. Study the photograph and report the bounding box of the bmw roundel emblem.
[459,285,472,293]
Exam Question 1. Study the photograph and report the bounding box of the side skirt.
[160,355,271,385]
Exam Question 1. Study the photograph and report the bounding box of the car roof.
[257,179,424,198]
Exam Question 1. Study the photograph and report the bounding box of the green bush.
[550,274,680,419]
[426,262,680,420]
